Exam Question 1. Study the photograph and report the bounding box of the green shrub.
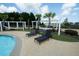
[52,32,79,42]
[64,30,78,36]
[52,29,55,32]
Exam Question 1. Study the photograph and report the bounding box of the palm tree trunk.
[48,17,51,28]
[38,18,40,30]
[28,20,30,29]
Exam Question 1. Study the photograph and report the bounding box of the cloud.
[61,3,77,16]
[61,3,76,10]
[40,5,49,15]
[40,5,49,22]
[15,3,42,13]
[0,5,7,13]
[7,7,18,12]
[0,4,18,13]
[61,8,72,16]
[15,3,50,15]
[53,3,77,23]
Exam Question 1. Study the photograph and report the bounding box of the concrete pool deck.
[0,31,79,56]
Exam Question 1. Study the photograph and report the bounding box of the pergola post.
[17,22,19,29]
[24,22,26,29]
[23,22,25,31]
[32,21,33,28]
[36,21,38,29]
[8,21,10,29]
[58,23,61,35]
[0,22,3,31]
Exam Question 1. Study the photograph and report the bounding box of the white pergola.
[32,20,61,35]
[0,21,26,31]
[0,20,61,35]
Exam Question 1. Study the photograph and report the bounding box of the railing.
[41,20,60,23]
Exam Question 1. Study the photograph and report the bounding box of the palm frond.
[35,14,41,18]
[51,13,56,18]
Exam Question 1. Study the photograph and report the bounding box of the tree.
[62,18,70,28]
[18,14,23,21]
[20,12,30,23]
[19,17,23,21]
[74,22,79,29]
[0,13,8,21]
[43,12,56,27]
[20,12,30,29]
[20,12,29,21]
[29,12,36,28]
[7,12,20,21]
[64,18,68,23]
[7,12,15,21]
[75,22,79,26]
[35,14,41,29]
[0,13,8,29]
[14,12,20,21]
[10,17,14,21]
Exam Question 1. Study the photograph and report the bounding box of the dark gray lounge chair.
[26,29,38,37]
[34,30,52,44]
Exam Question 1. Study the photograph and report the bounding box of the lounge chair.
[34,30,52,44]
[26,29,38,37]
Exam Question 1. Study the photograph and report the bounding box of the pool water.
[0,35,16,56]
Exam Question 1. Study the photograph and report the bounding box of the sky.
[0,3,79,23]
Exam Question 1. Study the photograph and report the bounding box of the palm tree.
[35,14,41,29]
[44,12,56,28]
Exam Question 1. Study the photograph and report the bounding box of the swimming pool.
[0,35,16,56]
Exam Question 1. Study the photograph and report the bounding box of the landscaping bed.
[51,32,79,42]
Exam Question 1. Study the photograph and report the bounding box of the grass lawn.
[51,32,79,42]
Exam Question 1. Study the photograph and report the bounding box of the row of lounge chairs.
[26,29,38,37]
[26,29,52,44]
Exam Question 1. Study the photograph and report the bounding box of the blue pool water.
[0,35,16,56]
